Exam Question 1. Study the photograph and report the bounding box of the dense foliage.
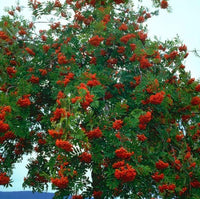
[0,0,200,198]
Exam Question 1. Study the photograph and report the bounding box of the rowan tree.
[0,0,200,198]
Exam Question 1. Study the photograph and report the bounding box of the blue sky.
[146,0,200,80]
[0,0,200,193]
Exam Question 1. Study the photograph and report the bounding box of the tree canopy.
[0,0,200,198]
